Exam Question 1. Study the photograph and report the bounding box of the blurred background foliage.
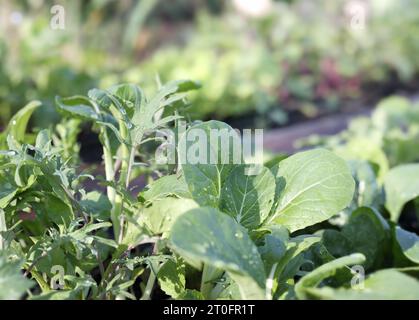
[1,0,419,128]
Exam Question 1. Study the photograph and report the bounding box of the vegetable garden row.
[2,0,419,128]
[0,81,418,300]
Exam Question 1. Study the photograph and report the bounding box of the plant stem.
[110,118,131,241]
[102,129,116,203]
[200,264,223,299]
[92,100,116,203]
[141,268,157,300]
[24,251,48,277]
[125,147,136,189]
[0,209,6,250]
[30,270,51,293]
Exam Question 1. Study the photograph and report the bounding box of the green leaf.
[130,79,200,138]
[343,207,389,269]
[301,269,419,300]
[180,121,242,207]
[0,254,33,300]
[220,165,275,230]
[43,194,74,226]
[385,164,419,221]
[4,101,42,144]
[178,290,205,300]
[372,96,413,131]
[295,253,366,300]
[321,230,352,258]
[140,174,191,204]
[258,232,287,272]
[347,160,383,210]
[393,226,419,265]
[0,173,18,209]
[273,235,321,298]
[157,258,186,299]
[323,207,390,270]
[142,198,199,237]
[170,207,266,299]
[35,129,51,151]
[269,149,355,232]
[335,138,389,183]
[0,209,6,250]
[55,96,99,121]
[30,290,77,300]
[108,84,143,110]
[80,191,112,221]
[88,88,112,109]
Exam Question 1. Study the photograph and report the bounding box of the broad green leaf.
[220,165,275,229]
[269,149,355,232]
[272,235,321,298]
[140,174,191,204]
[170,207,266,299]
[264,153,288,169]
[301,242,351,286]
[324,208,389,265]
[302,269,419,300]
[80,191,112,221]
[180,121,242,207]
[385,164,419,221]
[295,253,366,300]
[142,198,199,237]
[277,236,320,276]
[157,258,186,299]
[321,230,352,258]
[338,207,389,270]
[42,194,74,226]
[120,217,150,251]
[258,233,287,272]
[393,226,419,265]
[0,254,33,300]
[55,96,99,121]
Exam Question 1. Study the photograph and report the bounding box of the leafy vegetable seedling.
[0,85,418,300]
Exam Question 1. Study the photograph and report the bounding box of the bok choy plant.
[0,82,418,300]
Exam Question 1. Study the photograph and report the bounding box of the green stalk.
[111,120,139,243]
[101,129,116,203]
[200,264,223,299]
[110,121,129,241]
[30,270,51,293]
[141,268,157,300]
[92,99,116,204]
[0,209,6,250]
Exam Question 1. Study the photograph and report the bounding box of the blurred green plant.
[2,0,419,129]
[121,0,419,125]
[299,96,419,169]
[122,13,283,124]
